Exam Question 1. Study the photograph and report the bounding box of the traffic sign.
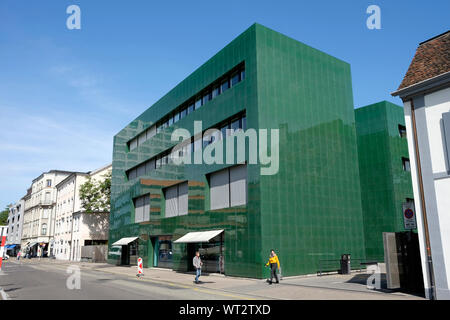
[402,201,417,230]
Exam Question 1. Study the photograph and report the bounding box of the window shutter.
[165,186,178,218]
[178,182,189,216]
[230,165,247,207]
[210,168,230,210]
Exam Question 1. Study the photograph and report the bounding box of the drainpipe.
[410,99,436,300]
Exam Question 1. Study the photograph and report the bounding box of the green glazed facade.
[109,23,367,278]
[355,101,414,261]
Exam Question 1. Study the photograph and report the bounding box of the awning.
[112,237,138,246]
[6,244,17,249]
[174,230,224,243]
[29,242,38,247]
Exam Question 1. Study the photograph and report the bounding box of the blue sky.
[0,0,449,209]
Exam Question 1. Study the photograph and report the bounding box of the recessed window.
[180,108,187,118]
[195,98,202,110]
[46,179,52,187]
[138,132,146,146]
[202,91,211,105]
[164,182,188,218]
[240,69,245,81]
[41,223,47,236]
[399,125,407,138]
[134,195,150,223]
[130,138,138,151]
[209,165,247,210]
[187,103,194,114]
[212,86,220,98]
[231,72,240,87]
[402,157,411,171]
[146,125,156,140]
[220,79,230,93]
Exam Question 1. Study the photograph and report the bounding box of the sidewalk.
[3,258,425,300]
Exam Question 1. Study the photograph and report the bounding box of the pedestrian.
[193,251,203,284]
[17,251,21,261]
[265,249,281,284]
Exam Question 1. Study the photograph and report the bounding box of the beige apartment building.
[21,170,76,257]
[54,164,111,261]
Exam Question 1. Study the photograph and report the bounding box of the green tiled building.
[355,101,414,261]
[109,23,367,278]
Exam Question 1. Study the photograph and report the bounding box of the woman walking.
[265,249,280,284]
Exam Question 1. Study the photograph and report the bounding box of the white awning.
[112,237,138,246]
[174,230,224,243]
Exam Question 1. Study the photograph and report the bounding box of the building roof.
[31,170,81,183]
[395,31,450,94]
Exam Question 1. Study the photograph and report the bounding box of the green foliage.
[0,207,9,225]
[79,171,111,213]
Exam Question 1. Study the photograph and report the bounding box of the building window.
[187,103,194,114]
[164,182,188,218]
[209,164,247,210]
[202,91,211,105]
[134,195,150,223]
[41,223,47,236]
[231,72,240,87]
[126,63,245,149]
[195,98,202,110]
[402,157,411,172]
[130,138,138,151]
[220,79,230,93]
[398,124,407,138]
[212,86,220,98]
[46,179,52,187]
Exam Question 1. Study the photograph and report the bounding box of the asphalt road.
[0,261,254,300]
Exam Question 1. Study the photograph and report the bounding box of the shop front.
[174,230,224,274]
[110,236,138,266]
[151,235,173,269]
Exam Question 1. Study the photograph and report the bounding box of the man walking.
[193,251,203,284]
[265,249,281,284]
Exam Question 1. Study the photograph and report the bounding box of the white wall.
[403,87,450,300]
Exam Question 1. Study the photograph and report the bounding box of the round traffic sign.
[404,208,414,219]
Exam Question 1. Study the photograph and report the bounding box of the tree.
[79,172,111,213]
[0,207,9,225]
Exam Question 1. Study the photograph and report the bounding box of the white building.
[392,30,450,299]
[5,199,25,255]
[54,164,111,261]
[21,170,75,257]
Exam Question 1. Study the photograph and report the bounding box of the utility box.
[339,254,351,274]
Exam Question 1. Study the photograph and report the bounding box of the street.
[0,260,256,300]
[0,259,424,300]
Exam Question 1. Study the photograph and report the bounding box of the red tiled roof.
[397,31,450,90]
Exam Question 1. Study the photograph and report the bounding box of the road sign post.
[402,201,417,230]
